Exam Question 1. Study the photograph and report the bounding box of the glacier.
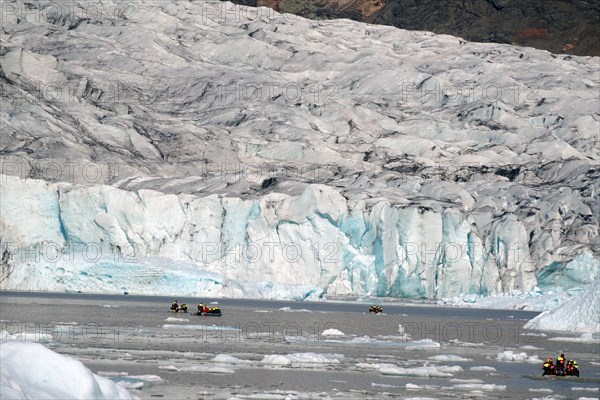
[1,0,599,301]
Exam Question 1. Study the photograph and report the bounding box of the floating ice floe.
[260,355,293,366]
[212,354,252,364]
[349,336,378,343]
[278,307,311,313]
[448,339,485,347]
[572,388,600,392]
[356,362,396,370]
[371,382,401,389]
[97,371,129,377]
[330,336,439,349]
[469,366,496,372]
[321,329,345,336]
[403,398,439,400]
[449,379,484,383]
[261,353,343,366]
[529,388,554,393]
[380,365,463,378]
[128,375,163,382]
[450,383,506,391]
[165,317,189,322]
[521,332,548,337]
[496,351,541,363]
[405,383,439,390]
[406,339,441,350]
[428,355,472,362]
[159,364,235,374]
[157,365,179,371]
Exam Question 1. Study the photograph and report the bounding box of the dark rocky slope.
[230,0,600,56]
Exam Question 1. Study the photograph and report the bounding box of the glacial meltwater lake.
[1,291,598,399]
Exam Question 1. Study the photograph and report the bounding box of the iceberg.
[0,342,138,399]
[524,279,600,333]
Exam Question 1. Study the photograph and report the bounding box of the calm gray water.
[1,291,598,399]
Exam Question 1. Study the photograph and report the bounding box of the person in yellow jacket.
[571,360,579,377]
[556,354,566,376]
[542,358,555,376]
[566,360,580,376]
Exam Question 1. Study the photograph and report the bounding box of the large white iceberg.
[524,279,600,333]
[0,342,138,399]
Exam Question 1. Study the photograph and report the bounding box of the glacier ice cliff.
[0,0,598,299]
[2,174,598,299]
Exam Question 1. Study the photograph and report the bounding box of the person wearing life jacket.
[567,360,580,377]
[556,354,566,376]
[171,300,179,312]
[566,360,573,376]
[203,304,209,314]
[197,303,204,315]
[542,358,555,376]
[180,303,188,313]
[369,305,382,314]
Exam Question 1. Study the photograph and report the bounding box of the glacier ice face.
[1,173,597,299]
[536,251,600,289]
[0,0,598,299]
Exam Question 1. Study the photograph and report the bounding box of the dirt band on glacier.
[3,76,540,107]
[0,161,338,184]
[1,160,547,186]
